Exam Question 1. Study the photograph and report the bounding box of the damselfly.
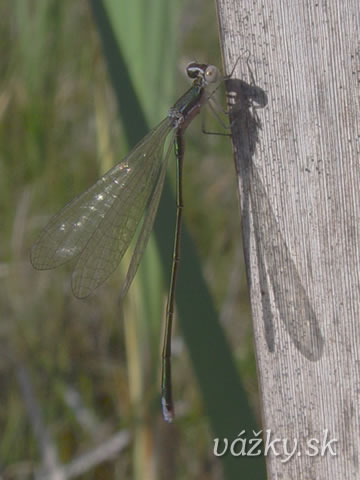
[31,62,226,422]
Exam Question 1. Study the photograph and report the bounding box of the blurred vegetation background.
[0,0,261,478]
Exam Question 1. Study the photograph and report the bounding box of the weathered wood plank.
[216,0,360,478]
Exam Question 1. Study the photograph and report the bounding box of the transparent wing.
[119,136,174,300]
[31,118,173,296]
[70,119,174,298]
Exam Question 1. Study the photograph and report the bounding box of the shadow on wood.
[226,73,324,362]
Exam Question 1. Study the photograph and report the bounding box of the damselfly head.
[186,63,220,85]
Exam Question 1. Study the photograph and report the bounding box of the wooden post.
[216,0,360,478]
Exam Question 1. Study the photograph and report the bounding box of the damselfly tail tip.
[161,397,174,423]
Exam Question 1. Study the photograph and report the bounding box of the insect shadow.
[225,73,324,361]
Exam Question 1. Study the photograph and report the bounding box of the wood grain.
[216,0,360,478]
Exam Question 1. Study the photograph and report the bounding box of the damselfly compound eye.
[186,62,203,79]
[205,65,220,84]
